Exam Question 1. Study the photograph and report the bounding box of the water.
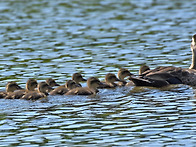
[0,0,196,146]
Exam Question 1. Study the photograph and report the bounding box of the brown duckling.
[117,68,133,86]
[0,82,22,98]
[46,78,60,87]
[65,77,102,95]
[50,80,80,95]
[72,73,87,87]
[5,79,38,99]
[126,65,150,86]
[139,65,150,75]
[22,82,53,100]
[98,73,121,88]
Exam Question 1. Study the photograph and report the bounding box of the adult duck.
[129,34,196,87]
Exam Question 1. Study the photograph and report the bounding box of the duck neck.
[107,82,117,87]
[118,76,127,85]
[189,44,196,69]
[75,81,81,87]
[26,85,34,91]
[6,87,13,92]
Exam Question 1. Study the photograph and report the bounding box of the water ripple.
[0,0,196,146]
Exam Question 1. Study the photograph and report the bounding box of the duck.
[125,65,151,86]
[117,68,133,86]
[139,65,150,75]
[46,78,60,87]
[72,73,87,87]
[0,82,22,98]
[98,73,121,88]
[65,77,102,95]
[129,34,196,87]
[5,79,38,99]
[21,82,53,100]
[50,80,80,95]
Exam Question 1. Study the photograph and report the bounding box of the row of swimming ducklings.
[2,60,193,101]
[2,34,196,100]
[0,68,145,100]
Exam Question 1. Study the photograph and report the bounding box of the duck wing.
[50,87,68,95]
[130,77,169,88]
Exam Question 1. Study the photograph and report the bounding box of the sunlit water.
[0,0,196,146]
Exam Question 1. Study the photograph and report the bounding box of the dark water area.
[0,0,196,146]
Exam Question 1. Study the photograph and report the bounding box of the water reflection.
[0,0,196,146]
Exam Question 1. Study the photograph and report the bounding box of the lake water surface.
[0,0,196,146]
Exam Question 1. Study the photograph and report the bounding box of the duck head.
[105,73,120,84]
[139,65,150,75]
[118,68,133,81]
[38,82,53,94]
[6,82,22,92]
[26,79,38,91]
[190,34,196,69]
[87,77,103,89]
[46,78,60,87]
[192,34,196,46]
[65,80,80,90]
[72,73,87,84]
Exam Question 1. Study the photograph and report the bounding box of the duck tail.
[129,77,152,87]
[129,77,169,88]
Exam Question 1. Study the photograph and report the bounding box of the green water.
[0,0,196,146]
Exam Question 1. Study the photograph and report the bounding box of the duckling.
[98,73,121,88]
[0,82,22,98]
[125,65,151,86]
[65,77,102,95]
[46,78,60,87]
[72,73,87,87]
[5,79,38,99]
[22,82,53,100]
[117,68,133,86]
[50,80,80,95]
[139,65,150,75]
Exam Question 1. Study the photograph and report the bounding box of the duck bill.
[115,78,121,82]
[118,79,127,84]
[75,83,81,87]
[82,78,87,82]
[129,72,134,76]
[98,81,104,86]
[47,86,54,92]
[55,83,60,86]
[17,85,23,90]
